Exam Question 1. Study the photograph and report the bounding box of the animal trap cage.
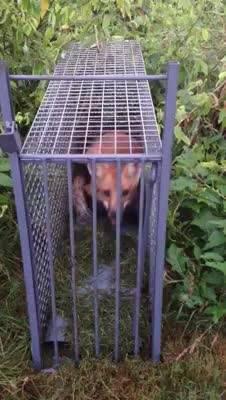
[0,40,179,370]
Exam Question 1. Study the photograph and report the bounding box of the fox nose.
[109,210,123,225]
[109,211,116,225]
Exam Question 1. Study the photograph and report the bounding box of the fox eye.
[103,190,110,197]
[122,189,129,196]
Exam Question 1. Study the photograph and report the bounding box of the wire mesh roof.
[21,40,161,157]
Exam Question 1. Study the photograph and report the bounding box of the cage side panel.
[22,160,68,337]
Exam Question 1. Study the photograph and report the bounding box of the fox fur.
[72,131,142,226]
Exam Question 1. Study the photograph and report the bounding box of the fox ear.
[87,162,104,178]
[125,162,141,181]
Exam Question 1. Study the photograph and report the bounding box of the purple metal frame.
[0,61,42,369]
[0,45,179,370]
[151,62,179,361]
[9,73,167,82]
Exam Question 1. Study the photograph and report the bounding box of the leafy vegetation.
[0,0,225,396]
[1,0,224,321]
[167,134,226,323]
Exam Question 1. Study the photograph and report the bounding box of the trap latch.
[0,122,22,153]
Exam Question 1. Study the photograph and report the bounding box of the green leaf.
[204,230,225,250]
[175,149,201,170]
[192,210,218,231]
[23,23,32,36]
[199,161,219,170]
[184,295,204,308]
[167,244,187,276]
[194,61,209,77]
[193,92,210,108]
[200,283,216,302]
[201,252,224,262]
[176,105,187,124]
[0,158,10,172]
[207,220,226,235]
[198,189,221,209]
[205,261,226,276]
[20,0,31,11]
[222,160,226,172]
[201,28,209,41]
[218,71,226,81]
[218,109,226,129]
[32,63,45,75]
[205,304,226,323]
[217,185,226,196]
[202,271,223,286]
[50,13,56,28]
[193,245,201,260]
[0,193,10,206]
[174,126,191,146]
[171,176,197,192]
[44,27,54,41]
[102,14,111,33]
[0,172,12,188]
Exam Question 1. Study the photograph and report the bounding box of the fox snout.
[87,162,140,225]
[109,210,116,225]
[108,209,123,225]
[85,132,142,226]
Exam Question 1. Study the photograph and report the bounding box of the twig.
[180,309,197,340]
[176,326,212,361]
[100,378,121,400]
[210,333,219,349]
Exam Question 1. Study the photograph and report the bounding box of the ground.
[0,220,225,399]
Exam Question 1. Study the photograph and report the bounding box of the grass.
[0,212,225,399]
[54,222,149,358]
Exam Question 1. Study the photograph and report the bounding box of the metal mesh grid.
[21,40,161,157]
[23,162,67,332]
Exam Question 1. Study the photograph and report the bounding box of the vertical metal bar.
[67,160,79,363]
[43,160,59,366]
[0,62,14,124]
[148,163,159,354]
[134,160,145,356]
[144,163,158,296]
[142,181,152,263]
[91,159,100,357]
[114,160,121,361]
[0,61,42,369]
[139,162,155,285]
[152,62,179,362]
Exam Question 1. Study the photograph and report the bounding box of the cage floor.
[49,223,150,362]
[21,40,161,158]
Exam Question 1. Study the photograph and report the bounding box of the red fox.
[73,131,142,225]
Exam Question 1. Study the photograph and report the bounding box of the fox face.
[88,162,141,224]
[86,131,142,225]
